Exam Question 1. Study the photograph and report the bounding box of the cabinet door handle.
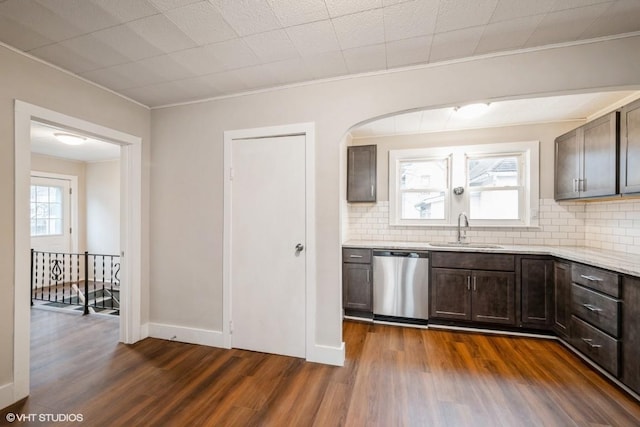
[366,270,370,283]
[573,178,578,192]
[467,276,471,291]
[349,255,363,258]
[473,276,477,291]
[370,185,374,197]
[580,274,603,282]
[582,303,602,312]
[581,338,602,349]
[580,179,586,192]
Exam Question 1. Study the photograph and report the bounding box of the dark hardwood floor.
[3,309,640,426]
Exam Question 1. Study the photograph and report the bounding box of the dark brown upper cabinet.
[555,111,619,200]
[347,145,376,203]
[620,98,640,194]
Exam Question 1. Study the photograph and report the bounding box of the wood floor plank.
[2,310,640,426]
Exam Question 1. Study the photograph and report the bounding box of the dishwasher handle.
[373,250,429,258]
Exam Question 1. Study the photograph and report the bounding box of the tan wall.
[31,154,87,252]
[86,160,120,255]
[150,36,640,349]
[0,44,150,389]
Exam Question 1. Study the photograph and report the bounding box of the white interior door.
[230,134,306,358]
[30,176,71,254]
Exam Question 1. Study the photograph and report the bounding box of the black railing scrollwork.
[30,249,121,315]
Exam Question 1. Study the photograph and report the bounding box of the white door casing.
[223,123,316,362]
[12,100,143,406]
[230,135,306,358]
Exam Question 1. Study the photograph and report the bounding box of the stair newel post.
[30,249,34,306]
[83,251,89,315]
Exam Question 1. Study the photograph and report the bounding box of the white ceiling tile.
[90,0,161,23]
[60,34,129,69]
[264,57,314,84]
[394,111,422,133]
[0,0,85,42]
[552,0,612,12]
[29,43,102,74]
[0,15,54,51]
[121,78,216,107]
[429,26,485,62]
[343,43,387,73]
[138,54,199,81]
[581,0,640,39]
[92,25,163,61]
[210,0,282,36]
[333,9,385,50]
[165,1,237,45]
[126,14,197,53]
[382,0,412,5]
[35,0,121,33]
[302,50,348,79]
[435,0,499,33]
[324,0,382,18]
[81,62,167,90]
[383,0,439,42]
[233,64,281,89]
[419,108,454,132]
[386,35,431,68]
[204,38,260,70]
[267,0,329,26]
[285,20,341,56]
[200,70,247,94]
[524,3,611,47]
[147,0,201,12]
[168,46,226,75]
[244,29,300,62]
[489,0,555,23]
[475,15,543,54]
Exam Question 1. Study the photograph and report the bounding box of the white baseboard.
[307,342,345,367]
[147,323,226,348]
[0,382,14,412]
[140,323,149,339]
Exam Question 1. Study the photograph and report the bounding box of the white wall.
[0,42,150,407]
[150,36,640,354]
[86,160,120,255]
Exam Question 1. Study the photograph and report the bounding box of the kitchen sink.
[428,242,503,249]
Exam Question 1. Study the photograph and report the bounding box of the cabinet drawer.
[572,264,620,297]
[570,316,619,376]
[431,252,514,272]
[571,284,620,338]
[343,248,371,264]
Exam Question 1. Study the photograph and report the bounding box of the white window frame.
[389,141,539,227]
[465,151,526,226]
[389,149,452,226]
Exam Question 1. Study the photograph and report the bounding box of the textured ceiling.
[1,0,639,108]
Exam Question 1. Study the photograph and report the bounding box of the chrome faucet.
[457,212,469,244]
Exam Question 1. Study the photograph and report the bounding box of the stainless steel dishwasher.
[373,250,429,321]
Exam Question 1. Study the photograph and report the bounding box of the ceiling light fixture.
[454,102,491,118]
[54,132,86,145]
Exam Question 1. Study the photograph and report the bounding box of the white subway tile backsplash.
[346,198,639,254]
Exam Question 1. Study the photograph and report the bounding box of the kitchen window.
[390,141,539,227]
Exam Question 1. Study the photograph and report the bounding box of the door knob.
[295,243,304,252]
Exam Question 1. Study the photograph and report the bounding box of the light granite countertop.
[343,240,640,277]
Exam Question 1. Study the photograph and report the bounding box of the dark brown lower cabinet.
[431,268,471,320]
[520,257,554,328]
[622,276,640,394]
[431,267,515,326]
[553,261,572,339]
[343,263,372,312]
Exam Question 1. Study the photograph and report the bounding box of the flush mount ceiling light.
[454,103,491,118]
[54,132,86,145]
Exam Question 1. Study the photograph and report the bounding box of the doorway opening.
[13,100,143,402]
